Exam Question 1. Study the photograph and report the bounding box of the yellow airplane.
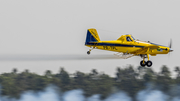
[85,28,173,67]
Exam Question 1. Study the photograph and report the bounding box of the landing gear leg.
[146,54,152,67]
[140,56,146,67]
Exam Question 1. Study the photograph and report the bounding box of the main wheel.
[140,61,146,67]
[146,61,152,67]
[87,51,90,55]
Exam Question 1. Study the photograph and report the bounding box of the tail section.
[85,28,100,45]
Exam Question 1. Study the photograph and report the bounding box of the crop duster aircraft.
[85,28,173,67]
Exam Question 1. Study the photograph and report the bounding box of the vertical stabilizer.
[85,28,100,45]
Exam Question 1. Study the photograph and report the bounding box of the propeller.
[169,39,172,49]
[169,39,173,52]
[168,39,173,58]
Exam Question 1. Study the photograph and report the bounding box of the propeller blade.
[168,52,170,59]
[169,39,172,48]
[168,39,173,59]
[169,39,173,52]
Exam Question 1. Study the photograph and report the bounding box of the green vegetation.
[0,65,179,100]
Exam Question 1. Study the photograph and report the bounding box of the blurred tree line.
[0,65,180,100]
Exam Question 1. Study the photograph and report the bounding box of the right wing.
[130,45,159,55]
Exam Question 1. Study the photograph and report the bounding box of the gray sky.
[0,0,179,76]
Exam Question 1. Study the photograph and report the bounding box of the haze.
[0,0,179,76]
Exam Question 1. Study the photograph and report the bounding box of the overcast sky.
[0,0,179,76]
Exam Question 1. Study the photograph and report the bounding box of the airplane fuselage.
[86,40,170,56]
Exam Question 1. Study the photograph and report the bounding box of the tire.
[87,51,90,55]
[146,61,152,67]
[140,61,146,67]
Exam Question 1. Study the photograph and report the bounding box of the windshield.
[131,36,135,40]
[126,37,132,41]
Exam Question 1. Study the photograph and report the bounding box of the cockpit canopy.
[126,36,132,41]
[126,35,135,41]
[117,35,135,42]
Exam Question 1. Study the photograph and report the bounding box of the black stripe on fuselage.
[85,42,144,48]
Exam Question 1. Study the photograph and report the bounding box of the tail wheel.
[87,51,90,55]
[146,61,152,67]
[140,61,146,67]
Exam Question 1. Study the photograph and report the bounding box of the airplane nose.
[169,48,173,52]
